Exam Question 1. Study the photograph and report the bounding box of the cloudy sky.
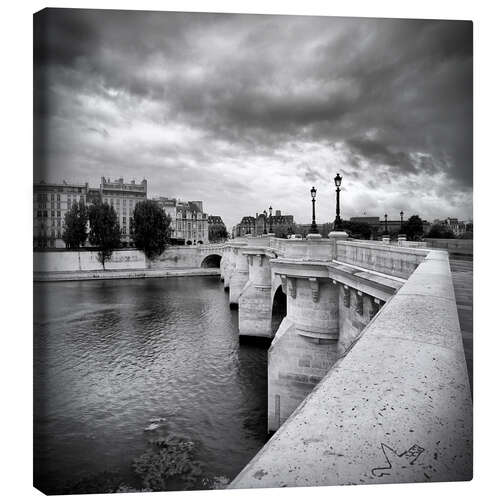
[34,9,472,229]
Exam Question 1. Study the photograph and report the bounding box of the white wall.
[34,249,147,272]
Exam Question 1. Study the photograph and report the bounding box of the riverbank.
[34,267,220,282]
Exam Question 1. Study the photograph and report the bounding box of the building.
[33,181,89,248]
[436,217,473,237]
[155,197,209,244]
[34,177,147,249]
[99,177,147,246]
[234,210,295,237]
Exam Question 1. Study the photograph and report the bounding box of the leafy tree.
[131,200,172,259]
[88,202,121,269]
[272,223,297,239]
[427,223,455,239]
[209,223,228,242]
[401,215,424,241]
[339,220,372,240]
[62,199,88,249]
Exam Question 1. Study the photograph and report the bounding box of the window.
[123,217,126,224]
[57,194,60,201]
[43,211,48,217]
[51,193,54,201]
[57,211,60,217]
[37,210,41,217]
[57,202,60,209]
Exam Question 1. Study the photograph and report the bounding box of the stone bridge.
[203,233,471,488]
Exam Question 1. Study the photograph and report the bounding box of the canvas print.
[33,8,473,495]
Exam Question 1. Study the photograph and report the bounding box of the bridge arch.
[271,285,287,334]
[200,254,222,268]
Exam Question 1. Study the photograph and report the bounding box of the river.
[34,276,269,494]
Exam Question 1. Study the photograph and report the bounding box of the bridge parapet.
[336,239,431,279]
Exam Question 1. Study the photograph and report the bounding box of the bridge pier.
[229,244,249,308]
[223,248,234,290]
[238,250,273,338]
[268,274,340,432]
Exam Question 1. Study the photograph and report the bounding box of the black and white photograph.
[32,6,473,496]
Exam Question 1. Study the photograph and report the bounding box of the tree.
[88,202,121,269]
[427,223,455,239]
[401,215,424,241]
[272,223,297,239]
[209,223,228,242]
[62,199,88,249]
[338,220,372,240]
[131,200,172,259]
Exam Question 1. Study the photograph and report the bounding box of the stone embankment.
[33,245,225,282]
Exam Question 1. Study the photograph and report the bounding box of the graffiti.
[371,443,425,478]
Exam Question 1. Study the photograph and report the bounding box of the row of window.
[36,193,85,202]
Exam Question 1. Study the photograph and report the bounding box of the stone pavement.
[450,259,473,393]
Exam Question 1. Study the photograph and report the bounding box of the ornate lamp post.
[310,186,318,234]
[269,205,273,233]
[400,210,404,232]
[263,210,267,234]
[334,173,342,230]
[384,213,388,234]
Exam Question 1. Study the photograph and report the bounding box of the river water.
[34,276,269,494]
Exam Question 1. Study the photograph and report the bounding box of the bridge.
[206,232,471,488]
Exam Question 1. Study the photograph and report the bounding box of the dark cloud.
[34,9,472,228]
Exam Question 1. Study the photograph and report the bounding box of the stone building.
[33,177,147,249]
[99,177,147,246]
[33,181,89,248]
[154,197,209,244]
[433,217,473,237]
[234,210,294,237]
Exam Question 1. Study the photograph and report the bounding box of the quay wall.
[34,245,226,274]
[34,249,147,272]
[230,249,472,488]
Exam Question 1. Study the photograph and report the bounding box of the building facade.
[433,217,473,237]
[99,177,147,246]
[34,177,147,249]
[234,210,294,237]
[33,181,89,248]
[155,197,209,244]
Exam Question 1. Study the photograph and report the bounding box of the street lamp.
[263,210,267,234]
[400,210,404,232]
[384,213,388,234]
[334,173,342,230]
[269,205,273,233]
[310,186,318,234]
